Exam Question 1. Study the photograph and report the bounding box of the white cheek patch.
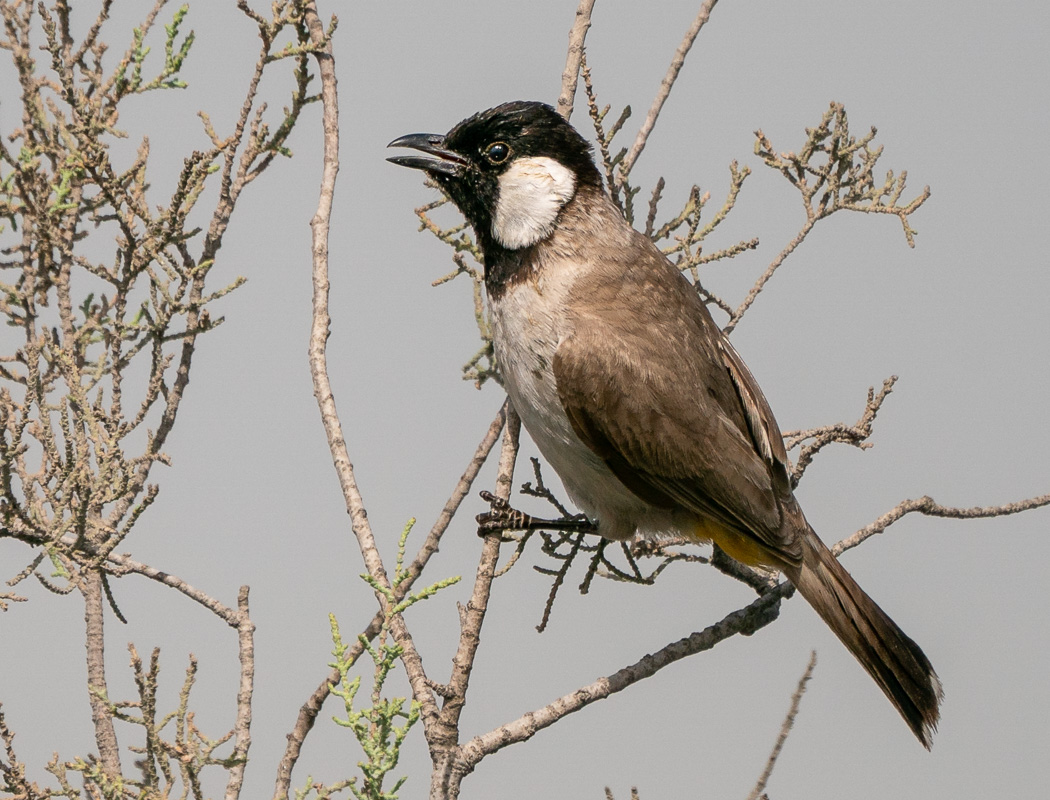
[492,156,576,250]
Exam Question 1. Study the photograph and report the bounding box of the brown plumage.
[551,186,943,747]
[388,100,943,747]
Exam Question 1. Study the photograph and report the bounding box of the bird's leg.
[476,490,597,536]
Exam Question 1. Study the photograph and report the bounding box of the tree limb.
[224,586,255,800]
[454,583,789,780]
[81,569,122,781]
[555,0,596,120]
[835,493,1050,556]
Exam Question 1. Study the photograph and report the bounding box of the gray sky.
[3,1,1048,798]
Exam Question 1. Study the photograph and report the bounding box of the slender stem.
[303,0,439,761]
[301,0,390,607]
[455,584,788,776]
[434,411,520,800]
[82,568,122,781]
[555,0,597,120]
[105,552,242,626]
[409,401,509,580]
[724,215,815,335]
[224,586,255,800]
[835,493,1050,556]
[620,0,720,180]
[271,404,506,800]
[746,651,817,800]
[440,412,518,736]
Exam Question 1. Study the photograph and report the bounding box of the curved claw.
[476,490,532,536]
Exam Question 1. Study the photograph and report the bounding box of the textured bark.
[82,569,121,780]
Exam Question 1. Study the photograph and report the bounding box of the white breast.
[490,266,668,541]
[489,265,578,458]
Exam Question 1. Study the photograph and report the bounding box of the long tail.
[785,528,943,748]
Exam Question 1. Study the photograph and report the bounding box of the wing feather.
[555,243,803,564]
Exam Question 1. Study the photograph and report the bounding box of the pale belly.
[490,278,678,541]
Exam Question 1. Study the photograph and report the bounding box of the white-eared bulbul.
[388,101,942,746]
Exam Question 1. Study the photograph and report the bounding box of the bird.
[387,100,942,747]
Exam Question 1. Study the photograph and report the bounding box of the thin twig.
[723,216,814,335]
[746,651,817,800]
[835,493,1050,556]
[555,0,597,120]
[727,103,930,332]
[224,586,255,800]
[104,552,241,626]
[785,376,897,486]
[271,403,506,800]
[302,0,439,746]
[430,410,520,799]
[619,0,720,181]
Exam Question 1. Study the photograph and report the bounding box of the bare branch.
[412,401,509,581]
[303,0,442,774]
[620,0,720,181]
[224,586,255,800]
[746,651,817,800]
[556,0,597,120]
[723,214,814,335]
[645,160,755,303]
[430,410,519,799]
[580,53,631,215]
[303,0,384,603]
[644,176,665,237]
[104,551,242,627]
[81,569,122,780]
[835,493,1050,557]
[727,103,929,332]
[0,591,28,612]
[785,376,897,486]
[271,403,506,800]
[454,583,789,778]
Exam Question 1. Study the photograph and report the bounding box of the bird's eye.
[485,141,510,164]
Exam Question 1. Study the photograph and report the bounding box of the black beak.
[387,133,467,177]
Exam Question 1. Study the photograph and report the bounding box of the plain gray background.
[2,1,1048,798]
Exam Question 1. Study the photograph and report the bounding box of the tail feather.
[786,529,943,748]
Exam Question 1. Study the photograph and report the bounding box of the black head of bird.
[387,101,601,258]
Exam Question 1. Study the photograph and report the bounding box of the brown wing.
[554,240,803,565]
[717,335,789,467]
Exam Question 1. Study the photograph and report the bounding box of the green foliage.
[321,520,460,800]
[114,4,194,97]
[328,615,420,800]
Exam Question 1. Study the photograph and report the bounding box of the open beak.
[387,133,467,176]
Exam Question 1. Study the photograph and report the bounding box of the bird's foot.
[476,491,596,536]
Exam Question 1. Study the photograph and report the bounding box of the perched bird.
[388,101,942,746]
